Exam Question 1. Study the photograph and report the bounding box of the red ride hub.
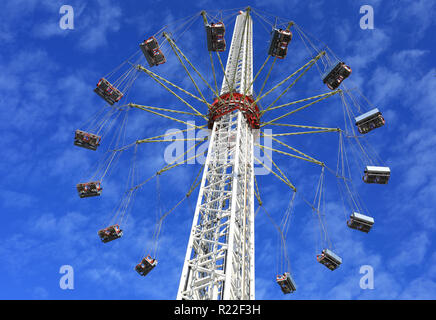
[208,92,260,129]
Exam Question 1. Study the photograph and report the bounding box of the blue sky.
[0,0,435,300]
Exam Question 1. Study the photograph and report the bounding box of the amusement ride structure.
[74,7,390,300]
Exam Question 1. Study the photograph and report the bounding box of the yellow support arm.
[270,128,340,136]
[262,52,326,113]
[163,32,210,109]
[161,36,223,102]
[158,139,208,175]
[129,103,205,129]
[261,89,340,127]
[257,138,324,167]
[254,51,326,107]
[136,65,207,119]
[130,104,204,117]
[261,90,339,115]
[253,155,296,191]
[258,144,296,191]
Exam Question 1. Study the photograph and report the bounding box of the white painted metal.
[177,10,255,300]
[221,11,253,96]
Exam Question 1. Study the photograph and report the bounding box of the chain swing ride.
[74,7,390,300]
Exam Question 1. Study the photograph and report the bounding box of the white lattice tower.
[177,10,256,300]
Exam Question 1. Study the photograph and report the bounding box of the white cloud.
[387,0,436,41]
[77,0,122,51]
[346,29,391,70]
[388,232,429,269]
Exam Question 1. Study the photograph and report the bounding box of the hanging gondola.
[363,166,390,184]
[355,108,385,134]
[206,22,226,52]
[135,255,158,276]
[98,224,123,243]
[76,181,102,198]
[73,103,126,152]
[276,272,297,294]
[140,36,166,67]
[94,78,124,105]
[317,249,342,271]
[322,62,351,90]
[347,212,374,233]
[268,28,292,59]
[74,129,101,151]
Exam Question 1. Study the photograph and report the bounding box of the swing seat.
[206,22,226,52]
[355,108,385,134]
[268,28,292,59]
[322,62,351,90]
[94,78,123,105]
[363,166,390,184]
[317,249,342,271]
[98,224,123,243]
[140,36,166,67]
[76,181,102,198]
[135,255,157,276]
[347,212,374,233]
[276,272,297,294]
[74,129,101,151]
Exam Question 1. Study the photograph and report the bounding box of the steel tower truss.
[177,10,256,300]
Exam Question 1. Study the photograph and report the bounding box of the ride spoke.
[254,51,325,106]
[131,104,204,116]
[259,145,296,191]
[136,65,207,119]
[163,35,223,102]
[262,91,340,116]
[209,52,219,93]
[254,155,295,190]
[270,128,340,136]
[259,133,324,166]
[163,32,210,108]
[262,56,320,113]
[129,103,206,129]
[267,123,341,130]
[260,89,340,127]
